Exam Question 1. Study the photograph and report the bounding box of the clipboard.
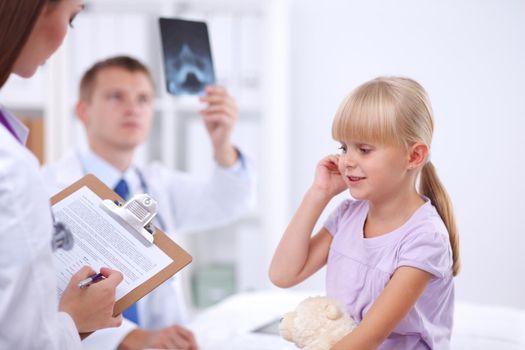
[50,174,193,317]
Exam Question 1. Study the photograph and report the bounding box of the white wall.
[288,0,525,309]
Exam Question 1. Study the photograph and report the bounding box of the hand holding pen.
[78,272,105,288]
[59,266,124,333]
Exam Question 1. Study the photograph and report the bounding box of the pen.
[77,272,105,288]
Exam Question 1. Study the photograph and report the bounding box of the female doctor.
[0,0,123,348]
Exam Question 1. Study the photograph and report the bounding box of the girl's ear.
[407,143,428,170]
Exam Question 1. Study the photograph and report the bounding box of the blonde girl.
[270,77,459,349]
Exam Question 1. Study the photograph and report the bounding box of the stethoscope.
[51,214,74,252]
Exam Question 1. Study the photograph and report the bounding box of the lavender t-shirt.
[324,199,454,350]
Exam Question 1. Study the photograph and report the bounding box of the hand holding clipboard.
[50,174,192,337]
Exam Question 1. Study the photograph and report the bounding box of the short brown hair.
[0,0,52,87]
[79,55,155,102]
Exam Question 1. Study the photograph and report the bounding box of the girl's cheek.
[337,158,345,174]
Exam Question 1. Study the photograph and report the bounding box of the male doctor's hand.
[119,325,198,350]
[199,85,239,168]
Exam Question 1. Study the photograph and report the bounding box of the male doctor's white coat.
[41,149,255,350]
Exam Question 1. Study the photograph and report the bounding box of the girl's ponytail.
[420,161,460,276]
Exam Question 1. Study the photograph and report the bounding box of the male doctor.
[41,56,255,350]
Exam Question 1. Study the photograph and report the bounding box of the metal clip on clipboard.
[101,194,158,246]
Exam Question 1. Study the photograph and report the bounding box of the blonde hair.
[332,77,460,276]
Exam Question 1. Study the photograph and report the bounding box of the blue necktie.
[113,179,140,324]
[113,178,129,201]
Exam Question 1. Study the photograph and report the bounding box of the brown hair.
[79,55,154,102]
[333,77,460,276]
[0,0,51,87]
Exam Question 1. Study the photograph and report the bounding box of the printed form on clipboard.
[50,174,192,316]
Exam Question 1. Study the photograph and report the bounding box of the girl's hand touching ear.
[312,154,347,198]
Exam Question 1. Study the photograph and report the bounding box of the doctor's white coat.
[0,110,81,349]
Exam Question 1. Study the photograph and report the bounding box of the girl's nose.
[342,153,356,168]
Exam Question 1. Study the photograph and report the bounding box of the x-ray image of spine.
[166,43,214,95]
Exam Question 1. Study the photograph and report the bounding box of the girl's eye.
[338,145,347,154]
[360,148,371,154]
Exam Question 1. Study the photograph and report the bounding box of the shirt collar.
[0,106,29,145]
[79,148,140,191]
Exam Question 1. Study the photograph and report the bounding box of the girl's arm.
[269,155,346,288]
[269,194,333,288]
[332,267,432,350]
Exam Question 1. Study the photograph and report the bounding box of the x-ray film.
[159,18,215,95]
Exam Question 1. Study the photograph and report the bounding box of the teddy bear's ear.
[325,303,341,320]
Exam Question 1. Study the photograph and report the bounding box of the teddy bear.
[279,296,356,350]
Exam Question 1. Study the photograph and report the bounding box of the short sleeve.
[323,200,352,237]
[397,231,452,278]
